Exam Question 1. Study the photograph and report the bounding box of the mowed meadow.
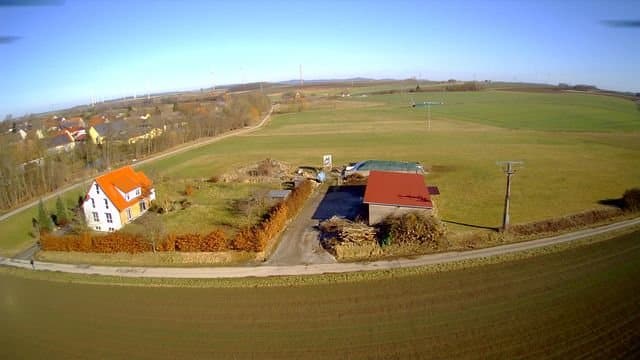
[142,89,640,230]
[2,230,639,359]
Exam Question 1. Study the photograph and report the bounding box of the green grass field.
[2,230,639,359]
[0,88,638,256]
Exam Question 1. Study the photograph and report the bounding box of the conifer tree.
[55,196,70,226]
[37,199,53,233]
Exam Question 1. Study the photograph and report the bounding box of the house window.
[106,213,113,224]
[109,227,114,232]
[126,208,132,220]
[92,212,99,222]
[104,198,109,209]
[91,198,95,208]
[136,188,140,196]
[95,226,101,230]
[95,184,100,194]
[139,200,146,212]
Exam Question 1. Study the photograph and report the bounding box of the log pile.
[319,216,376,244]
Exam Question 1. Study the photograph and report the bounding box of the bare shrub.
[622,188,640,212]
[380,212,446,248]
[343,173,367,185]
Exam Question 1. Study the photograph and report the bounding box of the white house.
[82,166,156,232]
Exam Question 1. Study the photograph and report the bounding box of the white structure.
[82,166,156,232]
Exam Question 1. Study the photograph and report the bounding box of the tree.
[55,196,70,226]
[139,213,165,252]
[622,188,640,212]
[37,199,53,233]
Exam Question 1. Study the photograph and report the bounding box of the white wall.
[82,181,123,232]
[115,186,141,203]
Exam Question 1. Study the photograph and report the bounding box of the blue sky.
[0,0,638,117]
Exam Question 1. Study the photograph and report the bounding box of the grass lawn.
[0,186,90,256]
[1,230,639,359]
[124,180,279,236]
[1,88,639,255]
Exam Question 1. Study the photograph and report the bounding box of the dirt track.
[2,216,638,278]
[264,185,336,266]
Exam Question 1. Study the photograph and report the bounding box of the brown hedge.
[41,229,228,253]
[41,232,149,253]
[231,180,313,251]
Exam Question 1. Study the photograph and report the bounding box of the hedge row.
[509,207,622,236]
[41,232,150,253]
[41,230,229,253]
[230,180,314,252]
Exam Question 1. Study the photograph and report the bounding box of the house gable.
[83,166,155,232]
[83,180,122,232]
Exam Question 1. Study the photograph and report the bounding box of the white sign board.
[323,154,332,168]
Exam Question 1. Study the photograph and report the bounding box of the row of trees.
[0,92,271,210]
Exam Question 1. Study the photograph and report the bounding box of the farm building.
[82,166,156,232]
[343,160,424,177]
[363,170,434,225]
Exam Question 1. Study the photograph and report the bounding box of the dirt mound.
[219,158,292,183]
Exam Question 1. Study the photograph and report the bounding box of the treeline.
[445,82,483,91]
[558,83,598,91]
[40,180,314,253]
[0,92,271,210]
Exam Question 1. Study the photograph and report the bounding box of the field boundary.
[1,216,638,279]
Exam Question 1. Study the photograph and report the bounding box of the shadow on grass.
[442,219,499,231]
[598,198,625,209]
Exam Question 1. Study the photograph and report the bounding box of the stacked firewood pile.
[319,216,377,244]
[319,216,381,259]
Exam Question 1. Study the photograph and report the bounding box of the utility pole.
[299,64,303,90]
[497,161,523,232]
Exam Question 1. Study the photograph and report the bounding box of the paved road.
[1,107,274,254]
[264,185,336,266]
[13,243,38,260]
[2,216,638,278]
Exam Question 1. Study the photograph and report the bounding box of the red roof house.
[363,171,433,224]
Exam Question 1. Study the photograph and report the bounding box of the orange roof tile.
[88,115,107,127]
[94,166,153,211]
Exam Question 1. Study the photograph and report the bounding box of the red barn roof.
[363,171,432,208]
